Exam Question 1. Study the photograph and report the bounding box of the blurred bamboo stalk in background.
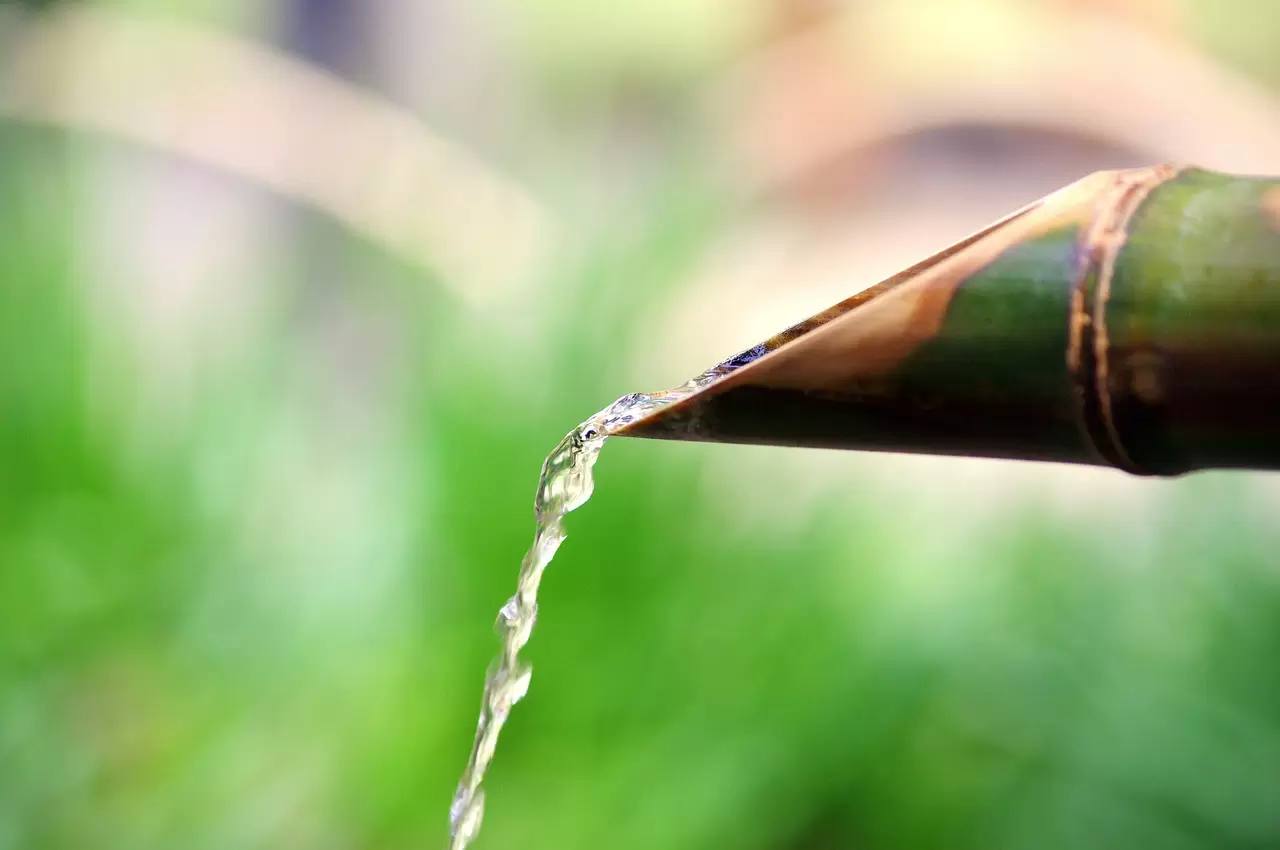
[0,4,554,306]
[618,167,1280,477]
[719,3,1280,202]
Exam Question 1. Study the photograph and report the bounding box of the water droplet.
[449,785,470,826]
[498,596,519,624]
[449,789,485,849]
[487,663,532,714]
[495,598,537,644]
[507,666,532,704]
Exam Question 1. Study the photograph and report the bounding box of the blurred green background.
[1,1,1279,848]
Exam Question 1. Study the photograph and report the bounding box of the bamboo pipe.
[613,167,1280,476]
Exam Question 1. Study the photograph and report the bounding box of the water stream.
[447,368,731,850]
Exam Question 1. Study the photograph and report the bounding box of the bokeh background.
[2,1,1279,848]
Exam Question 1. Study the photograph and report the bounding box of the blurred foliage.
[1,3,1280,850]
[1188,0,1280,85]
[492,0,760,95]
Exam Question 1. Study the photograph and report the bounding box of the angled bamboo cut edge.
[613,166,1280,476]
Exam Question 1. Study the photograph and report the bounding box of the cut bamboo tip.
[614,166,1280,477]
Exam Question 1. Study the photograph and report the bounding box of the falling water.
[447,366,733,850]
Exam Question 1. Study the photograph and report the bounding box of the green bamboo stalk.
[614,166,1280,476]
